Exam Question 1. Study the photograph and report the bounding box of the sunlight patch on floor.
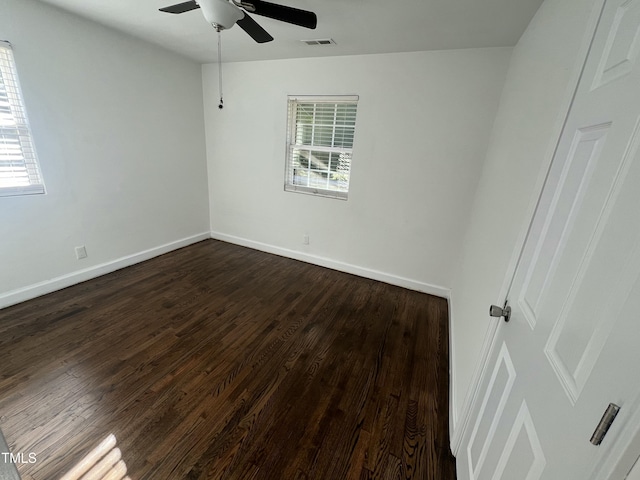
[59,434,130,480]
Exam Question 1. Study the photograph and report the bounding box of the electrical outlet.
[75,246,87,260]
[303,234,310,245]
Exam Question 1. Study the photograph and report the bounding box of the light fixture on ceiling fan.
[159,0,318,108]
[159,0,318,43]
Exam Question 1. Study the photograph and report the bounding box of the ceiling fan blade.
[159,1,200,14]
[237,13,274,43]
[247,0,317,29]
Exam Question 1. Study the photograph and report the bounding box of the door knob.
[489,302,511,322]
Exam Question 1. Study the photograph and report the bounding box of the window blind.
[0,41,45,197]
[285,95,358,200]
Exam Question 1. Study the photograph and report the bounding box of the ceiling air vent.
[301,38,336,46]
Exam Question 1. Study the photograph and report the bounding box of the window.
[0,41,44,197]
[285,95,358,200]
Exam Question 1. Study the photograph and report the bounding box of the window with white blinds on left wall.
[0,40,45,197]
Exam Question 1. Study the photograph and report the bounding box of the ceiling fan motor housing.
[198,0,244,30]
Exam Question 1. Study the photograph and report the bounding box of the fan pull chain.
[217,29,224,109]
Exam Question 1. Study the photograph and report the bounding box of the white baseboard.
[210,231,451,299]
[448,292,458,450]
[0,232,211,310]
[449,317,501,457]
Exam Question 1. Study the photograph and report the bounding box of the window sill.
[284,184,348,200]
[0,185,46,198]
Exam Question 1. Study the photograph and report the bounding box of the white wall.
[0,0,210,307]
[203,49,511,294]
[449,0,600,450]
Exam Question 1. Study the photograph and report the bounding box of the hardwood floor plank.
[0,240,456,479]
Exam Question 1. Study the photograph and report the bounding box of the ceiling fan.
[159,0,318,43]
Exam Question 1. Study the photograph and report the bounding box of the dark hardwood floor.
[0,239,456,480]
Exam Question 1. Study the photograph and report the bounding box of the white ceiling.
[35,0,544,64]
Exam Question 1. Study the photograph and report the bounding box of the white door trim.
[594,397,640,480]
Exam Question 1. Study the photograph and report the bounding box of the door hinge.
[590,403,620,446]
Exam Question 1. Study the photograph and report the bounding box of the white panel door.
[461,0,640,478]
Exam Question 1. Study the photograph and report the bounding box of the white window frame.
[284,95,358,200]
[0,40,45,197]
